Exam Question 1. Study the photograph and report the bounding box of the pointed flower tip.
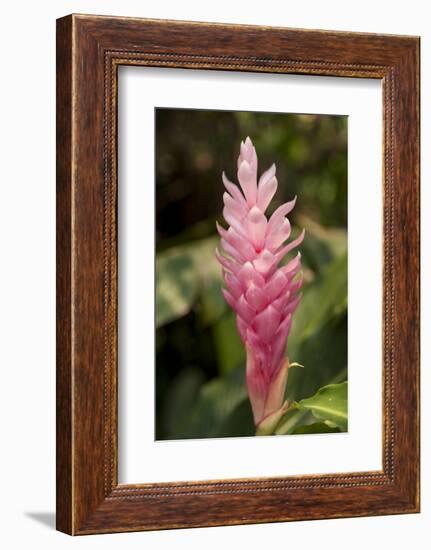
[238,158,251,171]
[295,228,306,246]
[215,220,225,236]
[240,137,256,161]
[248,205,263,222]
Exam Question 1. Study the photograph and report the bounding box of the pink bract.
[216,137,304,430]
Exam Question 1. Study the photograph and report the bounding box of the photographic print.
[155,108,348,440]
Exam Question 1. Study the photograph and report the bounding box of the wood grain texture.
[56,16,73,535]
[56,14,420,535]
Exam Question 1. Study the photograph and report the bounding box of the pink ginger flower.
[216,137,304,433]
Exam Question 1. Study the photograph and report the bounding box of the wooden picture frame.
[56,14,420,535]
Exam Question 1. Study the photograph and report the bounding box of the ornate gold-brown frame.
[56,14,420,534]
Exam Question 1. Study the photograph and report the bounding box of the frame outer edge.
[392,38,420,510]
[56,14,74,535]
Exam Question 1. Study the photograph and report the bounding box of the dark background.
[155,107,348,440]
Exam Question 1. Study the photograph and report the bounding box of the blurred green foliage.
[155,108,347,439]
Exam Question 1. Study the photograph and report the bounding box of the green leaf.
[285,314,347,403]
[156,249,198,327]
[212,311,245,375]
[156,236,226,328]
[218,399,255,438]
[296,382,347,431]
[191,238,226,326]
[285,251,347,403]
[274,406,311,435]
[160,367,206,439]
[295,214,347,273]
[173,366,249,439]
[289,251,347,352]
[291,422,340,434]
